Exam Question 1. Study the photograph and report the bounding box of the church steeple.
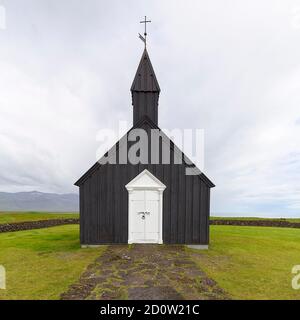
[131,48,160,126]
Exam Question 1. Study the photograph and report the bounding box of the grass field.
[189,225,300,300]
[0,212,79,224]
[0,225,104,300]
[0,214,299,300]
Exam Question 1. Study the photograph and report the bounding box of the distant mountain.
[0,191,79,212]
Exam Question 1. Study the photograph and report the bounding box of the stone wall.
[210,219,300,228]
[0,218,79,233]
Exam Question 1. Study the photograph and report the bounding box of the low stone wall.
[210,219,300,229]
[1,218,299,234]
[0,218,79,233]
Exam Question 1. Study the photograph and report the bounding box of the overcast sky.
[0,1,300,217]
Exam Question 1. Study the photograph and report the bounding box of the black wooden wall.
[78,134,212,245]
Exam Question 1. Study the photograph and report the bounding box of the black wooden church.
[75,36,215,248]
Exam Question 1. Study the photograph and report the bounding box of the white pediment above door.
[125,169,166,191]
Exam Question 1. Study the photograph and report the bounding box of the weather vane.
[139,16,151,47]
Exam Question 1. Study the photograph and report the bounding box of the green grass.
[0,225,104,300]
[211,216,300,223]
[0,212,79,224]
[189,225,300,300]
[1,219,299,300]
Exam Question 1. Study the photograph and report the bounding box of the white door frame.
[125,169,166,244]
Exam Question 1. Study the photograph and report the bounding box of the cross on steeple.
[139,16,151,47]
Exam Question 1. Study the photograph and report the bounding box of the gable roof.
[74,116,215,188]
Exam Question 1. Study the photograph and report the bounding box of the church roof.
[131,49,160,92]
[74,116,215,188]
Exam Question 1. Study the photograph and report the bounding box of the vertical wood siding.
[79,160,211,245]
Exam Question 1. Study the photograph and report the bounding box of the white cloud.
[0,0,299,217]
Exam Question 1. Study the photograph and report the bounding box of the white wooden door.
[130,190,159,243]
[144,190,159,242]
[131,190,146,242]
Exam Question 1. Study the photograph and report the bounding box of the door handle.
[137,212,146,220]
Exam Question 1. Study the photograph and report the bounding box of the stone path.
[61,244,229,300]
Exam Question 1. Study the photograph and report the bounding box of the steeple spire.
[131,48,160,126]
